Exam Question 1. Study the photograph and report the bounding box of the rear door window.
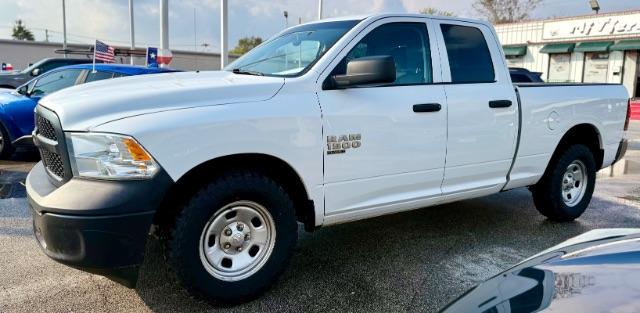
[440,24,495,83]
[85,71,114,83]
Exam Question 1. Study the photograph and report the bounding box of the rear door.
[434,20,518,199]
[318,17,448,221]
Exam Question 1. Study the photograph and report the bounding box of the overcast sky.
[0,0,638,52]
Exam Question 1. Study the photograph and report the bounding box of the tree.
[420,7,455,17]
[12,19,35,41]
[473,0,541,23]
[230,36,263,55]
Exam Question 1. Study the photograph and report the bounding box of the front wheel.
[531,144,597,222]
[0,124,15,159]
[167,172,298,303]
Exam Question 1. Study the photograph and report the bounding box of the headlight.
[67,132,159,179]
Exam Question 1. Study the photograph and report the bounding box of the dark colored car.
[0,58,95,89]
[509,67,544,83]
[439,229,640,313]
[0,64,178,158]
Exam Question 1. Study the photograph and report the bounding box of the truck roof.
[307,13,490,27]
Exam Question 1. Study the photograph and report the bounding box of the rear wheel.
[0,124,14,159]
[167,171,297,303]
[531,144,596,222]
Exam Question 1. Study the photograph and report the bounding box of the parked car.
[0,64,177,158]
[439,229,640,313]
[509,67,544,83]
[0,58,95,89]
[27,14,630,302]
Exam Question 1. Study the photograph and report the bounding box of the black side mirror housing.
[331,55,396,88]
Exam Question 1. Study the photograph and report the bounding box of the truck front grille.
[40,149,65,179]
[36,115,57,141]
[34,106,72,186]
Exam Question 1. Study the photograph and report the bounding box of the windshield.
[225,20,360,77]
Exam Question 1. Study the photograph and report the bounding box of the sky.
[0,0,638,53]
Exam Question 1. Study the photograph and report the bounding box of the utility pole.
[318,0,323,20]
[193,8,197,51]
[129,0,135,65]
[160,0,168,67]
[62,0,67,57]
[45,29,49,42]
[220,0,228,68]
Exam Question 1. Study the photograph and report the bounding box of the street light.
[284,10,289,28]
[590,0,600,14]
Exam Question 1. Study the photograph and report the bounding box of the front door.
[318,18,448,222]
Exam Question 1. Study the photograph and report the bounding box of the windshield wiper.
[232,68,264,76]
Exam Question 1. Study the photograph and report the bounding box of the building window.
[548,53,572,82]
[583,52,609,83]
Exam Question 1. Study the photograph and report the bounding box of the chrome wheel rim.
[561,160,587,207]
[199,200,276,281]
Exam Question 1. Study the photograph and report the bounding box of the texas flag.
[147,47,172,68]
[146,47,158,68]
[157,48,173,66]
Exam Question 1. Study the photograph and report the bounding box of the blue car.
[0,64,176,158]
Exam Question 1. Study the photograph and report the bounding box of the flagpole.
[93,40,97,73]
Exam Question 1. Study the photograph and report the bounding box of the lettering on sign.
[543,13,640,40]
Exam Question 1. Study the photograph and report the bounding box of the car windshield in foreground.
[225,20,361,77]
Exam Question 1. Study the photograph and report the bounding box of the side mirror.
[332,55,396,88]
[17,85,28,96]
[31,68,41,77]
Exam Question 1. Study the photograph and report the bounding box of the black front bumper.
[27,162,173,287]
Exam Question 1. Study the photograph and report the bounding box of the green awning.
[574,41,613,52]
[503,45,527,56]
[540,43,575,54]
[610,40,640,51]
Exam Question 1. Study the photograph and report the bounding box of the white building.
[495,10,640,98]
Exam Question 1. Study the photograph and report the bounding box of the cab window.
[332,22,433,85]
[30,69,82,97]
[441,24,495,83]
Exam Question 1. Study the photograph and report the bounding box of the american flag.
[94,40,115,63]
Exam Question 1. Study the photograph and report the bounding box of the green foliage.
[473,0,542,23]
[420,7,455,17]
[230,36,263,56]
[12,19,34,41]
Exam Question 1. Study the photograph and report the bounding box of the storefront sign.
[543,13,640,40]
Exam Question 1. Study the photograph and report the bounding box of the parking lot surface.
[1,150,640,313]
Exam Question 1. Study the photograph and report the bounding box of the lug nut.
[237,247,243,252]
[244,233,250,241]
[224,228,232,236]
[237,224,244,231]
[224,243,231,249]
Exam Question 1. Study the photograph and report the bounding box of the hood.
[440,229,640,313]
[38,71,285,130]
[0,91,29,106]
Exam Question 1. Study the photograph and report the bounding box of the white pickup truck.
[27,14,630,302]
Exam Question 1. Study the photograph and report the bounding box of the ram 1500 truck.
[26,14,630,302]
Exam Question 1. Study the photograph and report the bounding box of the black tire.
[0,124,15,159]
[531,144,596,222]
[167,171,298,303]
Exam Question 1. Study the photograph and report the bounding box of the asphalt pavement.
[1,150,640,312]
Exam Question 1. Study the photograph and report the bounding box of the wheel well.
[550,124,603,169]
[154,153,315,236]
